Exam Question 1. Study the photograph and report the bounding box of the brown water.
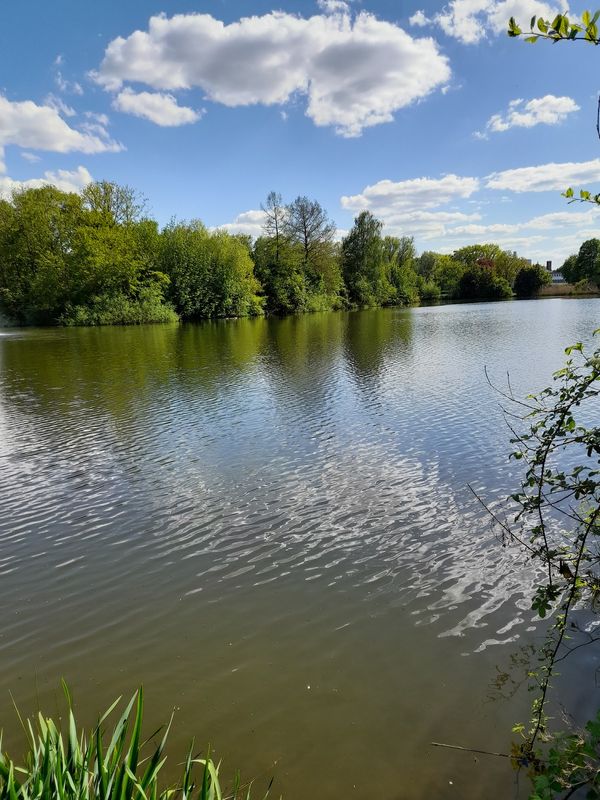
[0,299,599,799]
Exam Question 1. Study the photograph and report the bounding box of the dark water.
[0,298,599,799]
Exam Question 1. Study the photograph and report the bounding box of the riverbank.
[0,184,554,328]
[539,281,600,297]
[2,289,596,329]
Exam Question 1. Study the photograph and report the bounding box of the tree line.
[561,238,600,286]
[0,182,553,326]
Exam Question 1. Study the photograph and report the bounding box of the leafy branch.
[508,12,600,44]
[508,11,600,209]
[489,331,600,798]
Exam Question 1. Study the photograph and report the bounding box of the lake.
[0,298,599,799]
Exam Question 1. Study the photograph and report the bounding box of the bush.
[514,265,551,297]
[60,286,178,326]
[161,223,264,319]
[418,280,442,302]
[457,266,512,300]
[431,255,465,297]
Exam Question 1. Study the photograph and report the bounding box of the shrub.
[457,266,512,300]
[418,280,442,302]
[60,286,178,326]
[514,265,551,297]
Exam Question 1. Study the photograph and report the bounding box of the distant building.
[552,270,565,284]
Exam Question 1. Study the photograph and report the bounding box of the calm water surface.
[1,299,599,799]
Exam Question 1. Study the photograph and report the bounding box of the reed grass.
[0,685,272,800]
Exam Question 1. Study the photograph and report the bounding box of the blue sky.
[1,0,599,264]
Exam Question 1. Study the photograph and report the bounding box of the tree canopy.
[0,183,572,326]
[562,238,600,285]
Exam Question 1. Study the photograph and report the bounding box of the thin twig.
[555,632,600,664]
[468,483,544,558]
[430,742,510,758]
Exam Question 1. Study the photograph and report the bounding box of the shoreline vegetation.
[0,181,596,328]
[0,685,272,800]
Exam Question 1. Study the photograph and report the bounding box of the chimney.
[546,260,552,272]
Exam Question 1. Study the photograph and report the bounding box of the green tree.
[452,243,500,266]
[514,264,552,297]
[261,191,287,268]
[342,211,393,306]
[208,230,264,317]
[0,186,176,326]
[417,279,442,302]
[560,241,600,285]
[382,235,420,303]
[284,195,339,294]
[453,244,527,286]
[160,221,263,319]
[416,250,437,281]
[0,186,84,323]
[576,238,600,285]
[457,264,512,300]
[60,213,174,325]
[253,235,308,314]
[82,181,146,226]
[433,254,465,297]
[561,253,578,283]
[382,235,416,271]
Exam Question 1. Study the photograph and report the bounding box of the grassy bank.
[538,281,600,297]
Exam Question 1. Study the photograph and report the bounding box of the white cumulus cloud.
[486,158,600,192]
[44,93,76,118]
[0,166,93,199]
[341,174,481,238]
[341,174,479,212]
[476,95,579,137]
[113,89,202,126]
[449,208,596,235]
[0,94,123,162]
[412,0,564,44]
[409,10,430,26]
[317,0,351,12]
[216,209,267,237]
[92,10,450,137]
[437,208,600,265]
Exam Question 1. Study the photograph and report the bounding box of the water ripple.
[0,302,599,799]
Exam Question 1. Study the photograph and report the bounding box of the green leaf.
[508,16,522,35]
